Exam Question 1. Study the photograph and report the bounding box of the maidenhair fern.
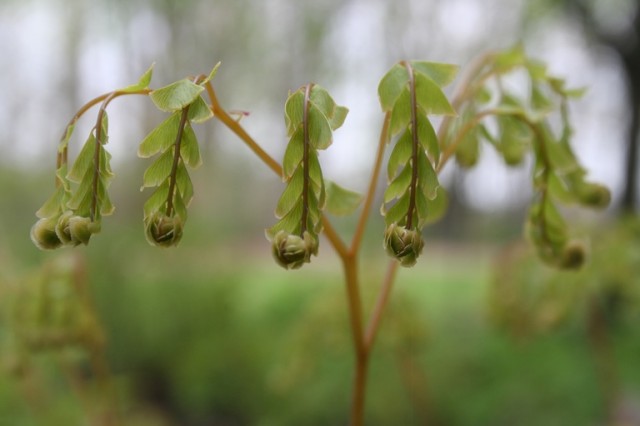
[139,65,219,247]
[28,45,612,426]
[267,83,349,269]
[378,61,458,266]
[439,46,610,268]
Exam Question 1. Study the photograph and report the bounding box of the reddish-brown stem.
[56,89,150,189]
[205,82,282,175]
[436,51,494,145]
[350,113,390,255]
[300,84,313,236]
[205,82,350,254]
[342,257,367,426]
[403,61,419,230]
[165,106,190,217]
[436,108,497,173]
[365,260,399,351]
[206,81,399,426]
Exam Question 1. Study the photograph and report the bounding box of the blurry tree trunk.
[564,0,640,213]
[619,50,640,213]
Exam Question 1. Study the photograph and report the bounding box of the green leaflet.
[202,63,221,85]
[309,85,349,130]
[285,85,348,141]
[388,88,412,138]
[58,123,75,154]
[410,61,459,87]
[285,91,305,136]
[308,104,333,150]
[283,128,304,179]
[378,64,409,112]
[187,96,213,123]
[379,60,457,119]
[150,79,204,112]
[268,84,349,268]
[324,180,362,216]
[149,63,218,121]
[384,163,412,204]
[120,63,154,93]
[413,72,456,116]
[35,167,70,219]
[455,125,480,168]
[67,133,98,183]
[180,121,202,168]
[143,180,170,217]
[492,45,527,72]
[387,129,412,180]
[138,113,181,158]
[275,166,305,218]
[416,149,439,201]
[141,148,174,189]
[416,113,440,165]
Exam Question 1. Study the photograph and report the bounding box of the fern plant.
[29,45,609,425]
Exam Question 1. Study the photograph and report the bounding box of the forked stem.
[206,81,440,426]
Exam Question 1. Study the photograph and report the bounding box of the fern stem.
[404,62,419,230]
[165,106,190,218]
[350,112,390,255]
[300,83,313,236]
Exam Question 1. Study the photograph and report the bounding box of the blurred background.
[1,0,639,424]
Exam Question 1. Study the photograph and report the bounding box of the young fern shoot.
[28,46,612,426]
[440,46,610,268]
[139,66,219,247]
[29,64,155,250]
[267,83,349,269]
[378,61,458,266]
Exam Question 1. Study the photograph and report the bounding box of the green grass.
[2,168,639,425]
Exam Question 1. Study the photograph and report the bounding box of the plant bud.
[55,211,99,246]
[502,142,526,166]
[55,211,74,245]
[272,230,317,270]
[455,137,479,169]
[558,241,586,269]
[145,212,183,247]
[384,223,424,267]
[577,183,611,209]
[30,218,63,250]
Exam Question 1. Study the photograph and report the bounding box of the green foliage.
[31,66,157,251]
[324,180,363,216]
[121,63,154,93]
[490,218,640,337]
[31,113,112,249]
[139,100,205,247]
[379,61,457,266]
[18,43,619,426]
[31,53,608,272]
[440,45,610,269]
[268,84,351,269]
[11,255,104,352]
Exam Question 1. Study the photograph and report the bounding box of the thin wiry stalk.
[165,106,190,217]
[404,61,419,230]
